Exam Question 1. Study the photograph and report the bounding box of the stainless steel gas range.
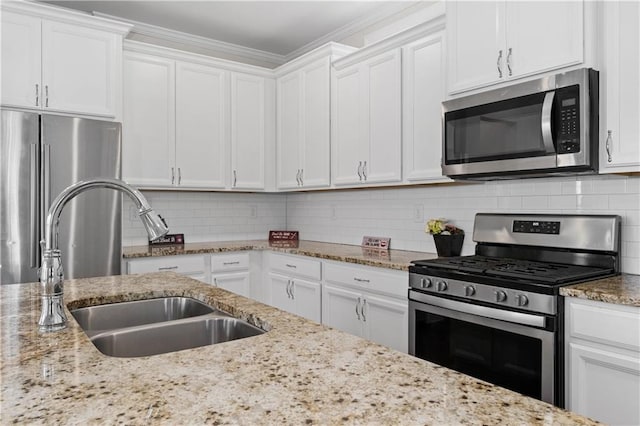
[409,213,621,407]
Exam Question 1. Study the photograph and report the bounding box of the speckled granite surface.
[123,240,436,271]
[1,272,597,424]
[560,274,640,306]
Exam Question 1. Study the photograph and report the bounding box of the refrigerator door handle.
[30,144,39,267]
[42,144,51,246]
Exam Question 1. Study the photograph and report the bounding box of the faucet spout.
[38,178,169,332]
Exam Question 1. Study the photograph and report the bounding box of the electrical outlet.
[249,205,257,218]
[330,204,337,220]
[414,204,424,223]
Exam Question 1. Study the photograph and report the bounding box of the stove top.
[412,256,613,285]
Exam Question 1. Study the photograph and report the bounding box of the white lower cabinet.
[322,262,408,353]
[126,254,207,283]
[210,252,251,297]
[565,297,640,425]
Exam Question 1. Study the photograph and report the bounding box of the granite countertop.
[560,274,640,307]
[123,240,436,271]
[1,272,596,424]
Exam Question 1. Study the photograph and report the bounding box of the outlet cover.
[414,204,424,223]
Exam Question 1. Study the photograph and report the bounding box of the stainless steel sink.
[70,297,265,357]
[90,316,264,358]
[71,297,217,337]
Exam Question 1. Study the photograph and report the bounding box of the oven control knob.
[516,294,529,307]
[420,278,432,289]
[494,290,507,303]
[464,285,476,297]
[436,281,448,292]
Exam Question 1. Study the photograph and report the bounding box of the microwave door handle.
[541,91,556,155]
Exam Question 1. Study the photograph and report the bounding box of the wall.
[286,175,640,275]
[122,191,286,246]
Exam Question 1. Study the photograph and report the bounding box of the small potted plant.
[425,218,465,257]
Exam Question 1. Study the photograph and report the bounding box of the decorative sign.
[149,233,184,246]
[361,236,390,250]
[269,230,299,241]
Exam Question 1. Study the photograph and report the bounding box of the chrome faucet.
[38,178,169,332]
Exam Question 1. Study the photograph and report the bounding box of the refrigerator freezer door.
[42,115,122,279]
[1,110,40,284]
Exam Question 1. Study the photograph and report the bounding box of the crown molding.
[93,12,287,67]
[274,42,357,77]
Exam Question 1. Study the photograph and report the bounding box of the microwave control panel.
[556,85,580,154]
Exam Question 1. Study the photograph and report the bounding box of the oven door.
[409,291,555,404]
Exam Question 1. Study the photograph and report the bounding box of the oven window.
[445,92,549,164]
[414,310,542,400]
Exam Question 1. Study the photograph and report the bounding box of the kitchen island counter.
[1,272,596,424]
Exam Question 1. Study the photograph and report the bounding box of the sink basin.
[70,297,265,357]
[71,297,217,337]
[90,316,264,358]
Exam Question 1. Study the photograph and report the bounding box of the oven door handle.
[541,90,557,155]
[409,291,546,328]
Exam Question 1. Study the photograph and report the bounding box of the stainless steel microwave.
[442,68,599,180]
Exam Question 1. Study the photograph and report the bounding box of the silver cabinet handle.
[354,277,370,283]
[497,50,503,78]
[540,91,556,154]
[299,169,303,186]
[171,167,175,185]
[30,144,39,267]
[178,167,182,185]
[158,266,178,271]
[606,130,613,163]
[296,169,301,186]
[45,85,49,107]
[35,84,39,106]
[357,161,363,181]
[213,278,218,287]
[355,297,361,320]
[361,299,366,322]
[290,280,295,300]
[223,261,240,266]
[506,47,513,76]
[285,263,297,269]
[286,280,292,298]
[233,170,237,187]
[362,161,367,181]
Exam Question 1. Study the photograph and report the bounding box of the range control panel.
[513,220,560,235]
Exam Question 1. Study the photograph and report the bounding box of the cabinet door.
[332,65,364,186]
[291,278,321,323]
[176,62,228,188]
[322,284,362,337]
[568,342,640,425]
[212,272,250,298]
[365,49,402,184]
[505,2,583,79]
[362,294,408,353]
[276,72,302,189]
[268,272,294,313]
[403,34,449,183]
[300,57,331,189]
[1,12,41,109]
[447,1,505,93]
[122,52,175,187]
[230,72,265,190]
[42,20,117,117]
[601,1,640,171]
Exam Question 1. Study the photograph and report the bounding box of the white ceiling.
[41,1,412,57]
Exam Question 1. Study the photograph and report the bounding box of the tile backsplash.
[123,174,640,275]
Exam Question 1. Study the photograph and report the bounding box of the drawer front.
[127,255,205,274]
[323,262,407,299]
[568,298,640,351]
[269,253,321,281]
[211,252,250,272]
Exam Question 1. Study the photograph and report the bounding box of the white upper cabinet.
[230,72,267,190]
[402,31,450,183]
[332,49,402,187]
[1,4,129,117]
[447,1,584,94]
[276,71,303,189]
[600,1,640,172]
[123,52,175,187]
[176,62,228,188]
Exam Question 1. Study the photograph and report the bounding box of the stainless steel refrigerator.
[1,109,122,284]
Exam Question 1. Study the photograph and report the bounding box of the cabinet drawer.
[211,252,250,272]
[127,255,205,275]
[568,298,640,351]
[323,262,407,299]
[269,253,321,281]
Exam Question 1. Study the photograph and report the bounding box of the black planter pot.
[433,233,464,257]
